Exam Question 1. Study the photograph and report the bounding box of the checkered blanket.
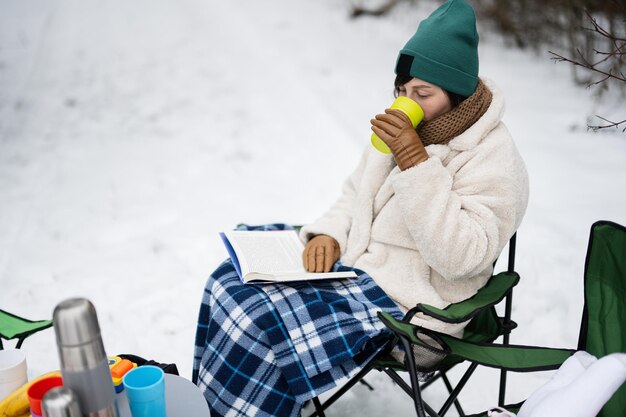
[193,224,403,417]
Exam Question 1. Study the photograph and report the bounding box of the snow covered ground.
[1,0,625,415]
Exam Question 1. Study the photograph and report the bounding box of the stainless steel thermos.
[53,298,119,417]
[42,386,82,417]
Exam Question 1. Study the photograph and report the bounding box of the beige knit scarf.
[417,80,493,146]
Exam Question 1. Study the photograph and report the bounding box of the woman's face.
[398,77,452,121]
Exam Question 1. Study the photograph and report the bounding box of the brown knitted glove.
[371,109,429,170]
[303,234,340,273]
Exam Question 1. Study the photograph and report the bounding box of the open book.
[220,230,357,284]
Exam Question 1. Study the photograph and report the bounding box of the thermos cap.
[42,386,82,417]
[53,298,102,346]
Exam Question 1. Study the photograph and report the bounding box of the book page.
[225,231,305,275]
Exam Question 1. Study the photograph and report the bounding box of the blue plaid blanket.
[193,224,403,417]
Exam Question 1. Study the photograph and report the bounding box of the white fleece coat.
[299,80,529,336]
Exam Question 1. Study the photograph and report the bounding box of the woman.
[301,0,528,337]
[194,1,528,415]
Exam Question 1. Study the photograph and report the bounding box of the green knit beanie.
[395,0,479,97]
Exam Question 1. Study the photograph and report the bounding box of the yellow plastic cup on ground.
[371,96,424,154]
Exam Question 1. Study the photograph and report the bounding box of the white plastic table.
[116,373,210,417]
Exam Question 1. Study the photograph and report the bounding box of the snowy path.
[1,0,625,415]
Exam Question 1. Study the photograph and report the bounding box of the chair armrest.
[411,271,520,323]
[437,332,575,372]
[378,311,575,372]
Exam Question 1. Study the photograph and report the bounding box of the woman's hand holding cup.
[371,96,428,170]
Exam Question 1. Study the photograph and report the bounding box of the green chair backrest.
[577,221,626,417]
[463,307,501,344]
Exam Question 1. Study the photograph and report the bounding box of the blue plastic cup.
[122,365,166,417]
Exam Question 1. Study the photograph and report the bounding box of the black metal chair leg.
[499,369,508,407]
[16,336,26,349]
[382,361,440,417]
[438,363,478,416]
[499,289,514,406]
[399,336,428,417]
[312,397,326,417]
[440,372,466,417]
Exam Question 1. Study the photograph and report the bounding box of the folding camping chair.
[316,220,625,417]
[0,309,53,350]
[307,233,524,417]
[458,219,626,416]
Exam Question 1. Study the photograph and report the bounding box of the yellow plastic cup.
[371,96,424,154]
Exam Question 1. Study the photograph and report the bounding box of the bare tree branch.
[548,8,626,133]
[584,11,626,43]
[588,116,626,132]
[549,51,626,84]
